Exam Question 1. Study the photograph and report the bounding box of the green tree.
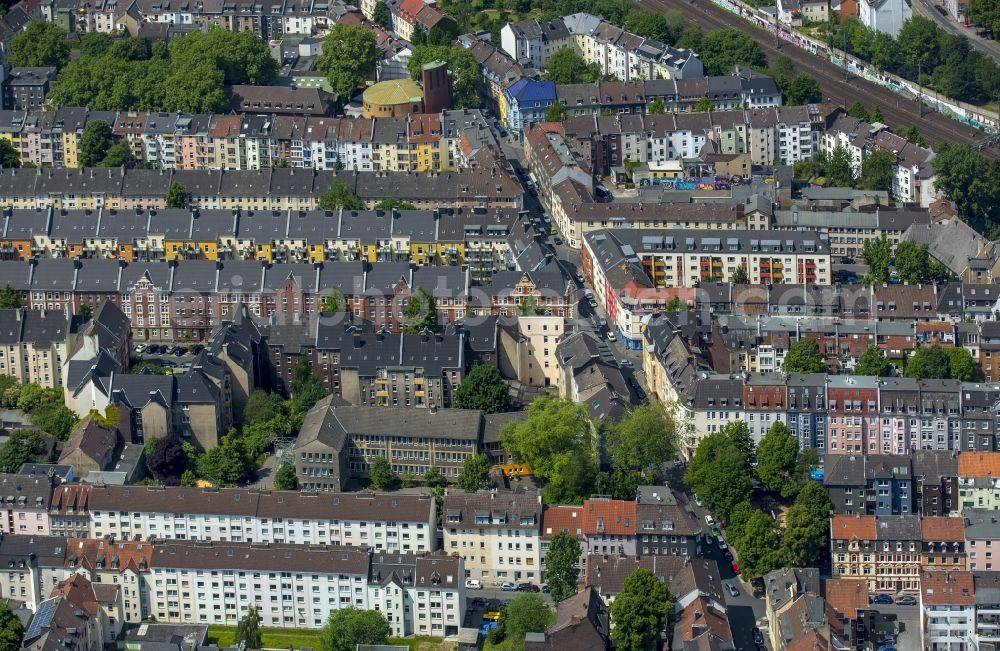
[624,10,674,43]
[320,608,391,651]
[666,296,687,312]
[162,61,228,113]
[503,594,550,648]
[606,402,677,488]
[893,240,949,284]
[78,32,115,57]
[457,453,493,491]
[545,532,581,603]
[500,396,594,504]
[374,198,416,210]
[235,606,262,649]
[372,0,390,27]
[966,0,1000,40]
[897,126,928,147]
[698,28,766,74]
[729,507,782,578]
[8,20,69,68]
[854,345,894,377]
[783,338,826,374]
[932,143,1000,235]
[730,265,749,284]
[871,106,885,122]
[518,295,546,316]
[546,101,567,122]
[785,75,822,104]
[319,181,364,211]
[197,432,255,486]
[647,97,665,114]
[756,421,799,498]
[544,48,602,84]
[273,462,298,490]
[0,141,20,169]
[317,24,380,98]
[0,602,25,651]
[946,346,978,381]
[610,569,673,651]
[99,141,136,168]
[407,45,481,108]
[861,234,892,284]
[243,389,287,426]
[684,427,752,519]
[169,28,278,85]
[904,345,952,379]
[453,364,511,413]
[825,145,856,188]
[289,358,326,415]
[847,101,870,121]
[0,430,47,473]
[693,96,714,112]
[165,182,189,209]
[79,120,114,168]
[321,288,345,313]
[781,481,832,568]
[858,149,895,193]
[402,287,440,333]
[0,284,21,309]
[368,456,395,490]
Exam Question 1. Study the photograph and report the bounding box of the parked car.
[726,583,740,597]
[588,297,598,308]
[723,550,733,562]
[627,377,640,389]
[871,594,894,605]
[518,583,540,592]
[575,273,584,284]
[705,514,716,526]
[894,595,917,606]
[465,580,482,590]
[134,344,147,353]
[752,628,764,645]
[500,582,517,591]
[620,358,633,367]
[606,331,616,342]
[145,344,161,354]
[174,346,188,355]
[718,539,728,550]
[731,563,741,575]
[693,494,703,507]
[553,236,563,245]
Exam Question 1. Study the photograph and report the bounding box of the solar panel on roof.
[25,598,57,640]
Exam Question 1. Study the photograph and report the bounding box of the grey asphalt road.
[910,0,1000,65]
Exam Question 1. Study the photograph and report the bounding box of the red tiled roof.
[921,516,965,542]
[958,451,1000,477]
[822,578,868,620]
[542,504,584,540]
[831,515,876,541]
[921,571,974,605]
[582,499,636,536]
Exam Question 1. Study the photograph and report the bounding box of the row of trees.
[685,421,831,577]
[39,27,278,113]
[792,145,897,194]
[782,335,977,381]
[932,143,1000,239]
[817,16,1000,105]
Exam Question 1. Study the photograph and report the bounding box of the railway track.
[636,0,1000,159]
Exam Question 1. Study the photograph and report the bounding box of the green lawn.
[206,626,324,649]
[389,636,454,651]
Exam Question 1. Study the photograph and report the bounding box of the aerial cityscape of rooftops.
[0,0,997,648]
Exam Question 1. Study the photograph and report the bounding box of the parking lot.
[132,343,202,373]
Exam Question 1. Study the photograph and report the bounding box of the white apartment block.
[920,571,976,651]
[86,485,437,553]
[443,492,543,585]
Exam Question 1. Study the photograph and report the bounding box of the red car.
[731,562,741,575]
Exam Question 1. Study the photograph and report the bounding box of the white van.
[465,579,482,590]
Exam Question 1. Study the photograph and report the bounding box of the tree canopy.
[502,594,550,648]
[453,364,512,413]
[166,182,189,209]
[854,345,894,377]
[858,149,896,193]
[904,344,970,380]
[273,462,298,490]
[402,287,440,334]
[457,453,493,491]
[318,181,364,211]
[316,24,380,99]
[500,396,594,503]
[893,240,949,284]
[601,402,678,499]
[727,503,782,578]
[368,456,396,491]
[756,421,800,499]
[861,234,892,284]
[698,29,766,75]
[0,284,21,309]
[0,602,25,651]
[235,606,262,649]
[544,48,603,84]
[783,338,826,374]
[79,120,114,168]
[320,608,391,651]
[933,143,1000,237]
[781,482,833,568]
[0,141,21,169]
[610,569,673,651]
[0,429,47,473]
[545,532,581,603]
[9,20,69,68]
[684,423,753,519]
[146,436,190,485]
